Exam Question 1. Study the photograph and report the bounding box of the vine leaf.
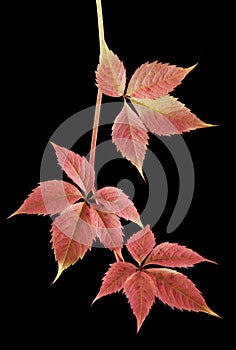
[93,225,220,332]
[90,203,124,249]
[112,101,149,178]
[126,225,155,265]
[9,143,144,281]
[126,61,196,99]
[8,180,82,217]
[148,268,219,316]
[124,270,157,333]
[51,142,95,196]
[92,262,137,303]
[96,42,126,97]
[51,202,96,282]
[94,186,142,227]
[144,242,216,268]
[131,96,213,136]
[96,47,213,175]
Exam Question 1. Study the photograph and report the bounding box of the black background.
[2,1,229,347]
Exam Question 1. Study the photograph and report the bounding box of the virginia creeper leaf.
[144,242,216,267]
[124,270,157,333]
[131,96,213,136]
[9,180,82,217]
[51,142,95,195]
[93,262,137,303]
[127,61,196,99]
[94,226,219,331]
[96,42,126,97]
[51,223,90,283]
[148,268,219,317]
[112,101,149,178]
[94,186,142,227]
[90,203,124,249]
[51,202,96,281]
[126,225,155,265]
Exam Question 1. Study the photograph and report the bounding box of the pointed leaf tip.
[136,164,145,180]
[51,264,65,285]
[134,217,143,228]
[7,211,18,219]
[202,307,222,319]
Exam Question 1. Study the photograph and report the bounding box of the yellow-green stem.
[90,1,122,262]
[89,0,105,170]
[89,89,102,170]
[96,0,105,52]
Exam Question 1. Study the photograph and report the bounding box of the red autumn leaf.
[126,61,196,99]
[148,268,219,317]
[144,242,216,268]
[51,142,95,195]
[112,101,149,178]
[51,202,96,281]
[94,225,219,331]
[51,224,90,283]
[126,225,155,265]
[9,180,82,217]
[96,42,126,97]
[124,270,157,332]
[90,203,124,249]
[94,186,142,226]
[131,96,213,136]
[93,262,137,303]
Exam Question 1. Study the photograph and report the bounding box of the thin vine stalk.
[90,1,122,262]
[89,0,105,170]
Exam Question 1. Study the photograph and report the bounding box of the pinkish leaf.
[51,224,90,283]
[112,101,149,178]
[148,268,219,317]
[96,43,126,97]
[93,262,137,303]
[51,143,95,195]
[144,242,216,268]
[90,203,124,249]
[127,61,196,99]
[94,186,142,226]
[131,96,213,136]
[124,270,157,332]
[9,180,82,217]
[126,225,155,265]
[51,202,96,281]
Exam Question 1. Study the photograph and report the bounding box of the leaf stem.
[89,1,105,172]
[96,0,105,52]
[91,1,124,263]
[89,89,102,170]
